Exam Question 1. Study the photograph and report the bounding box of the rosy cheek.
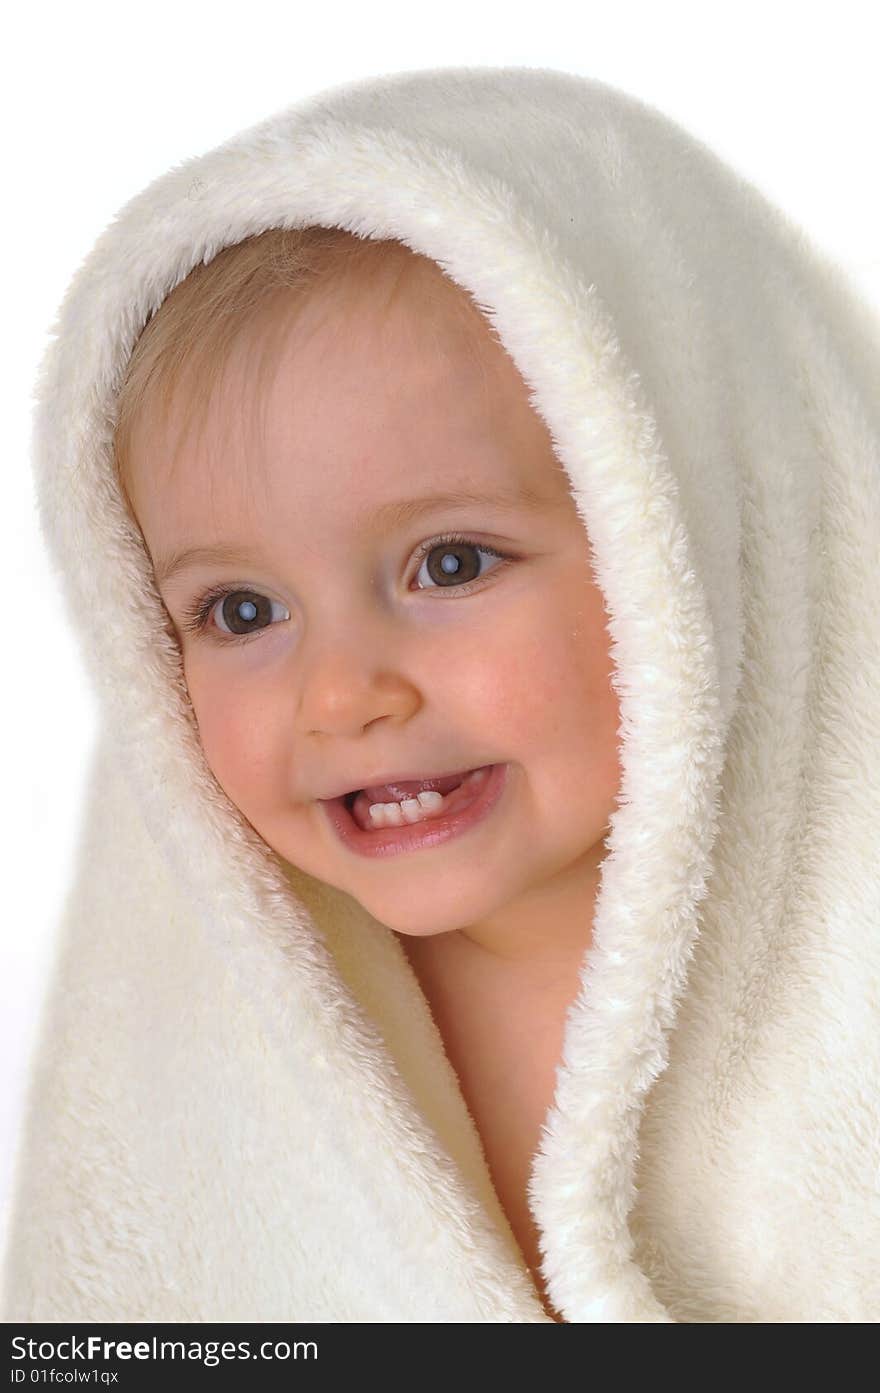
[188,686,253,782]
[511,631,577,709]
[198,721,238,788]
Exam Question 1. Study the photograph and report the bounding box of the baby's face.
[127,253,621,958]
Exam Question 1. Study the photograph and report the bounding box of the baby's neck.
[397,924,581,1322]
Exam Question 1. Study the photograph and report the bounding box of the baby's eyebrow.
[358,484,549,533]
[153,484,549,587]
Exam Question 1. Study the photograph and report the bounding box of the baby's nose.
[299,653,422,738]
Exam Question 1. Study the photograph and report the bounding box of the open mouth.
[341,770,484,830]
[321,764,508,858]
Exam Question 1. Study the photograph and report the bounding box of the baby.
[114,227,622,1309]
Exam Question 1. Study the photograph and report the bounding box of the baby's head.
[115,228,622,960]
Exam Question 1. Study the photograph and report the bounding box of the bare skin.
[125,243,621,1318]
[399,900,599,1323]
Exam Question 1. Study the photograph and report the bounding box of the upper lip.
[317,767,487,802]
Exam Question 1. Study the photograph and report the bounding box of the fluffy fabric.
[3,65,879,1323]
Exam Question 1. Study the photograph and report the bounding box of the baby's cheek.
[496,622,586,718]
[450,635,555,732]
[187,680,271,806]
[497,614,620,795]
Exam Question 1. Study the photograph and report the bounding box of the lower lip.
[320,763,509,859]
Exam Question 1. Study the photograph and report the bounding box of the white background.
[3,0,879,1261]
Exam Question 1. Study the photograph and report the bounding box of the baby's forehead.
[130,246,571,537]
[285,249,506,382]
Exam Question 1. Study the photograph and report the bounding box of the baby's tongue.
[361,773,468,803]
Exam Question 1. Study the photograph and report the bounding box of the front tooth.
[367,788,446,828]
[416,791,443,810]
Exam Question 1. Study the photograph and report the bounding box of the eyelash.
[177,532,513,646]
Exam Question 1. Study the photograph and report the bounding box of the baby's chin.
[270,826,523,937]
[349,877,515,941]
[337,892,465,938]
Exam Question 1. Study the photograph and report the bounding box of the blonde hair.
[113,227,400,505]
[112,224,500,516]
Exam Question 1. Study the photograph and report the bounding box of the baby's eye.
[182,587,290,643]
[216,591,290,638]
[413,535,508,591]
